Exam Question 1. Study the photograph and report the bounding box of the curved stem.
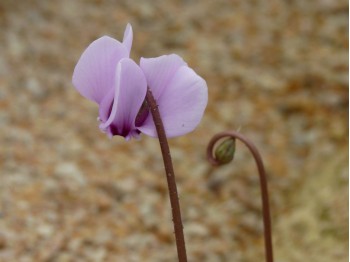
[207,131,274,262]
[145,88,188,262]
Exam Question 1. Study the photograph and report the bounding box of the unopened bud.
[215,138,236,165]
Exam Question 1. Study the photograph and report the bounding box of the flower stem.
[145,88,188,262]
[207,131,274,262]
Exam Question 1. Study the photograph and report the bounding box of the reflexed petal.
[98,87,114,123]
[140,54,187,99]
[123,23,133,55]
[138,66,208,138]
[72,36,128,104]
[100,58,147,139]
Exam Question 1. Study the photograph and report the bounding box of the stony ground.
[0,0,348,261]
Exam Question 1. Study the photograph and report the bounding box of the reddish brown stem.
[207,131,274,262]
[145,88,188,262]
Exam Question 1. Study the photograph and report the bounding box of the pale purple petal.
[72,36,128,104]
[138,66,208,138]
[123,23,133,55]
[98,87,114,123]
[99,58,147,139]
[140,54,187,99]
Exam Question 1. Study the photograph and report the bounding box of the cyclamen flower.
[72,24,208,140]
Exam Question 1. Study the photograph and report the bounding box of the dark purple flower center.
[103,99,149,137]
[110,124,130,137]
[105,101,132,137]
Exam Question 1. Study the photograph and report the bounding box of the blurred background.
[0,0,348,261]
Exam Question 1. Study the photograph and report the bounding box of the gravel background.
[0,0,348,261]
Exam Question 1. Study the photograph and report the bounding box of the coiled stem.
[207,131,274,262]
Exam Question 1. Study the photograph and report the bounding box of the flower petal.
[123,23,133,55]
[100,58,147,139]
[72,36,128,104]
[98,86,114,123]
[140,54,187,99]
[138,66,208,138]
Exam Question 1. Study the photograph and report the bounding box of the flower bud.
[215,138,236,165]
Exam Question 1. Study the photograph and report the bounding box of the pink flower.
[72,24,208,140]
